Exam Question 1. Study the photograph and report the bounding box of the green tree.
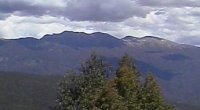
[79,53,108,109]
[55,53,174,110]
[141,74,174,110]
[56,72,82,110]
[115,54,141,110]
[95,80,127,110]
[56,53,107,110]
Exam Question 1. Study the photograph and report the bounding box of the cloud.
[0,0,151,22]
[138,0,200,7]
[0,15,100,39]
[0,12,10,20]
[63,0,149,22]
[0,0,42,14]
[0,15,68,39]
[177,36,200,46]
[0,0,64,18]
[122,7,200,43]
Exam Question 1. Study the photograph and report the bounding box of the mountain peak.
[122,36,166,41]
[42,31,115,39]
[123,35,179,48]
[122,36,138,40]
[41,31,123,48]
[141,36,165,41]
[42,31,90,39]
[91,32,108,35]
[61,31,90,35]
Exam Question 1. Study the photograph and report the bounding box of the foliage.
[140,74,174,110]
[115,54,141,110]
[79,53,108,109]
[95,80,127,110]
[55,53,174,110]
[56,72,82,110]
[56,53,119,110]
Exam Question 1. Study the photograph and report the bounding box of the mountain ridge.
[0,31,200,109]
[1,31,198,48]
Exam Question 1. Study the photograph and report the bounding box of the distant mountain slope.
[0,72,62,110]
[41,31,124,48]
[0,31,200,109]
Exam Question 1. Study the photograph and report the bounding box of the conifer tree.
[95,80,127,110]
[55,53,127,110]
[141,74,174,110]
[115,54,141,110]
[55,53,174,110]
[79,53,108,109]
[56,72,82,110]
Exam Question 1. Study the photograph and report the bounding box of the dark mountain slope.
[0,72,62,110]
[41,31,124,48]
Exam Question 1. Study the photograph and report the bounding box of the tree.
[115,54,141,110]
[55,53,174,110]
[79,53,108,109]
[95,80,127,110]
[56,72,83,110]
[55,53,107,110]
[141,74,174,110]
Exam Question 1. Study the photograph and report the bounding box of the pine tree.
[141,74,174,110]
[95,80,127,110]
[79,53,108,109]
[55,53,174,110]
[56,72,83,110]
[115,54,141,110]
[55,53,127,110]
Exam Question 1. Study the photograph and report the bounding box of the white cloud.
[32,0,66,7]
[0,15,67,39]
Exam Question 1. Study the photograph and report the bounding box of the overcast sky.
[0,0,200,46]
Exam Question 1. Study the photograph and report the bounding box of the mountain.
[41,31,124,48]
[0,31,200,109]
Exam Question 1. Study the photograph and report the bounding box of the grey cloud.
[0,0,43,14]
[155,10,166,15]
[0,0,150,22]
[177,36,200,45]
[138,0,200,7]
[0,0,63,18]
[63,0,149,22]
[188,9,200,18]
[0,12,9,20]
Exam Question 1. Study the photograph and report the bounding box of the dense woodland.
[53,54,174,110]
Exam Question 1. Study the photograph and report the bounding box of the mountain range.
[0,31,200,109]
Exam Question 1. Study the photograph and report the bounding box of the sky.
[0,0,200,46]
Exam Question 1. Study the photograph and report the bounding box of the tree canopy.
[55,53,174,110]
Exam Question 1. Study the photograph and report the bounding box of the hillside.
[0,31,200,109]
[0,72,62,110]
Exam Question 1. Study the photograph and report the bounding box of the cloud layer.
[0,0,200,46]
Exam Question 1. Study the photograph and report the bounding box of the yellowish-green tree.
[115,54,141,110]
[141,74,174,110]
[95,80,127,110]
